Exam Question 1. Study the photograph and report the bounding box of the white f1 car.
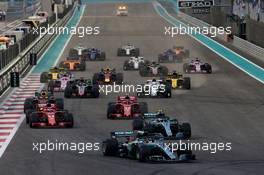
[68,45,86,60]
[137,79,171,98]
[123,57,146,70]
[117,44,140,56]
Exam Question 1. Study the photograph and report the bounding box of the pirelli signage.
[178,0,214,9]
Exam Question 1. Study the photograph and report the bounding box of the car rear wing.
[143,113,158,118]
[110,131,135,138]
[143,113,169,120]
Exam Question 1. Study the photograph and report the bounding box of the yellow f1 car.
[40,67,72,83]
[165,71,191,89]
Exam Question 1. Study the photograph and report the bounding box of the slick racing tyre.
[29,113,42,128]
[117,48,123,56]
[25,109,34,124]
[102,139,118,156]
[55,98,64,110]
[183,77,191,89]
[139,64,148,77]
[204,63,212,74]
[79,61,86,71]
[40,72,49,83]
[138,102,148,114]
[24,98,34,113]
[99,52,106,61]
[65,113,74,128]
[137,145,151,162]
[116,73,123,84]
[92,73,100,84]
[134,48,140,57]
[183,63,190,73]
[158,55,164,63]
[107,103,116,119]
[92,85,100,98]
[158,66,168,76]
[64,87,72,98]
[123,60,130,70]
[132,118,144,130]
[181,122,191,139]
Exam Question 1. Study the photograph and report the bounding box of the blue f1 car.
[82,48,106,61]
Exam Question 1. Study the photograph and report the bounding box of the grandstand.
[232,0,264,22]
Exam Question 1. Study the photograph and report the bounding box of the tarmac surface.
[0,3,264,175]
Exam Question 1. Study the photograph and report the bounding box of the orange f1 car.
[59,59,86,71]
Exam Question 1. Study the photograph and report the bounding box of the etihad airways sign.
[178,0,214,8]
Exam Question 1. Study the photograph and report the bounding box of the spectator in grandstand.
[0,10,6,21]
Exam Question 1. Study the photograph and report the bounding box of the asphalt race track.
[1,2,264,175]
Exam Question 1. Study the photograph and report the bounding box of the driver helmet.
[46,103,52,108]
[125,94,130,100]
[40,90,48,98]
[157,109,165,117]
[62,73,68,77]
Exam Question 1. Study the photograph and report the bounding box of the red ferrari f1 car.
[107,95,148,119]
[27,103,74,128]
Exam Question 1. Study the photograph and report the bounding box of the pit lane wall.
[176,9,264,63]
[0,4,75,96]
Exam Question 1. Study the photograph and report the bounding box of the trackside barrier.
[177,11,264,62]
[0,5,75,96]
[232,36,264,60]
[0,14,56,71]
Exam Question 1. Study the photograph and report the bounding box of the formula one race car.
[132,110,191,139]
[117,44,139,57]
[107,95,148,119]
[82,48,106,61]
[28,103,73,128]
[64,79,100,98]
[165,71,191,89]
[68,45,86,59]
[123,57,147,71]
[102,131,195,162]
[158,47,190,63]
[93,68,123,84]
[40,67,72,83]
[139,61,168,77]
[59,59,86,71]
[183,58,212,73]
[24,89,64,123]
[137,79,171,98]
[47,74,71,92]
[116,5,128,16]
